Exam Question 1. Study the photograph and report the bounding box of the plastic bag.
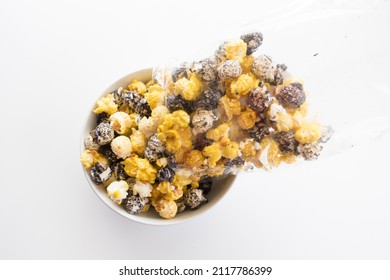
[81,0,390,219]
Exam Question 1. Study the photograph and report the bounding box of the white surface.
[1,0,390,259]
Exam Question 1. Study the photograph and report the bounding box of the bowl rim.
[80,68,236,226]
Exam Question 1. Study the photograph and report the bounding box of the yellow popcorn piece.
[203,142,222,168]
[295,123,322,144]
[144,85,166,109]
[258,137,283,169]
[224,39,247,63]
[240,140,258,161]
[206,123,230,141]
[237,109,257,130]
[240,55,255,74]
[157,182,183,201]
[219,136,239,159]
[185,150,205,168]
[130,128,147,155]
[172,173,193,189]
[128,80,147,94]
[80,150,108,169]
[156,157,168,168]
[145,79,155,89]
[206,164,225,177]
[121,155,157,183]
[230,74,259,97]
[276,112,294,132]
[93,94,118,115]
[173,73,203,101]
[154,199,178,219]
[218,96,241,122]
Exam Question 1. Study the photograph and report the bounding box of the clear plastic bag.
[149,0,390,176]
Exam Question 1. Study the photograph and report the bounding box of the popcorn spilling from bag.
[80,32,332,219]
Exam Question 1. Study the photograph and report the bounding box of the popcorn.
[218,96,242,122]
[111,136,132,159]
[80,149,108,169]
[128,80,147,94]
[121,155,157,183]
[109,111,132,134]
[297,143,323,160]
[247,83,272,113]
[196,88,222,110]
[194,58,217,82]
[93,94,118,115]
[157,182,183,201]
[276,83,306,109]
[84,135,100,150]
[132,181,153,198]
[156,166,175,182]
[138,116,157,138]
[185,150,205,168]
[144,85,166,109]
[111,162,129,181]
[237,108,257,129]
[274,131,298,153]
[295,123,322,144]
[217,59,242,80]
[106,180,129,204]
[184,188,207,210]
[224,39,247,63]
[173,73,203,101]
[91,122,115,146]
[154,199,178,219]
[240,32,263,55]
[81,32,331,219]
[122,90,151,117]
[144,134,165,162]
[191,110,218,136]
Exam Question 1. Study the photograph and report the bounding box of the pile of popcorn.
[80,32,332,219]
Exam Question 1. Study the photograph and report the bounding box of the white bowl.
[80,68,236,226]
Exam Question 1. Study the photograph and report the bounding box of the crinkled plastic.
[149,0,390,176]
[81,0,390,219]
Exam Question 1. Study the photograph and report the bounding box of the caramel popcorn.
[121,155,157,183]
[128,80,147,95]
[237,108,257,129]
[224,39,247,63]
[230,74,259,97]
[93,94,118,115]
[129,128,146,155]
[173,73,203,101]
[81,31,331,219]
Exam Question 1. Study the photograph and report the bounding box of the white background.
[0,0,389,259]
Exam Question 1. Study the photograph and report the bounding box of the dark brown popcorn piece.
[276,82,306,109]
[274,131,298,153]
[196,88,222,110]
[247,83,273,113]
[248,120,270,142]
[240,32,263,55]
